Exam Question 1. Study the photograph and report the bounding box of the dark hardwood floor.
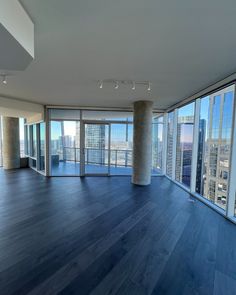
[0,168,236,295]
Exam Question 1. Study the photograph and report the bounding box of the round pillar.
[132,100,153,185]
[2,117,20,169]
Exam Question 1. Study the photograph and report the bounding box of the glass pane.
[152,116,163,174]
[26,126,30,155]
[32,125,37,158]
[19,118,25,157]
[50,120,80,176]
[85,124,109,174]
[110,123,133,175]
[166,112,174,177]
[211,95,221,139]
[196,88,234,210]
[175,102,195,187]
[196,96,209,195]
[39,123,45,171]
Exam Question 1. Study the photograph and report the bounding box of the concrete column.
[132,100,153,185]
[2,117,20,169]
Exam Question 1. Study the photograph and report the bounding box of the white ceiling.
[1,0,236,109]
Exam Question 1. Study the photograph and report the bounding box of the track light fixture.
[98,79,151,92]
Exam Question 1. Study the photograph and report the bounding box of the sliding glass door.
[83,122,110,175]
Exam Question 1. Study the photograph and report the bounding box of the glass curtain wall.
[166,84,235,214]
[48,109,137,176]
[152,116,164,174]
[48,109,164,177]
[175,103,195,187]
[196,87,234,210]
[166,112,174,177]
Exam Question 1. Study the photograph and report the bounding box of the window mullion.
[226,83,236,217]
[172,109,178,180]
[190,99,200,193]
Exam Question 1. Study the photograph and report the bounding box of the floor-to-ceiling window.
[110,123,133,175]
[32,125,37,158]
[19,118,25,157]
[49,109,81,176]
[166,112,174,177]
[152,115,164,174]
[27,124,37,169]
[24,121,46,173]
[26,125,30,156]
[196,86,235,210]
[175,102,195,187]
[48,109,138,176]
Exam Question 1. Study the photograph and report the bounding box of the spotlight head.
[2,76,7,85]
[147,82,151,91]
[99,81,103,89]
[115,81,119,89]
[132,81,135,90]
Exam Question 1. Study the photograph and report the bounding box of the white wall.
[0,96,44,123]
[0,0,34,58]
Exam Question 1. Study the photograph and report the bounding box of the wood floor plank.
[90,209,190,295]
[26,202,156,295]
[150,201,210,295]
[59,194,186,295]
[0,187,139,272]
[213,270,236,295]
[0,198,148,294]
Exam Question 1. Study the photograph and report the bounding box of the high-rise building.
[75,121,80,148]
[196,119,206,194]
[85,124,106,165]
[200,93,233,209]
[175,116,194,187]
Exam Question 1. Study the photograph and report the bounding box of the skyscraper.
[175,115,194,187]
[200,92,233,209]
[85,124,106,165]
[196,119,206,194]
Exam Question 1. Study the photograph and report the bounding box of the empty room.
[0,0,236,294]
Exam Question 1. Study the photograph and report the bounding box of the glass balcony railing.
[59,147,133,167]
